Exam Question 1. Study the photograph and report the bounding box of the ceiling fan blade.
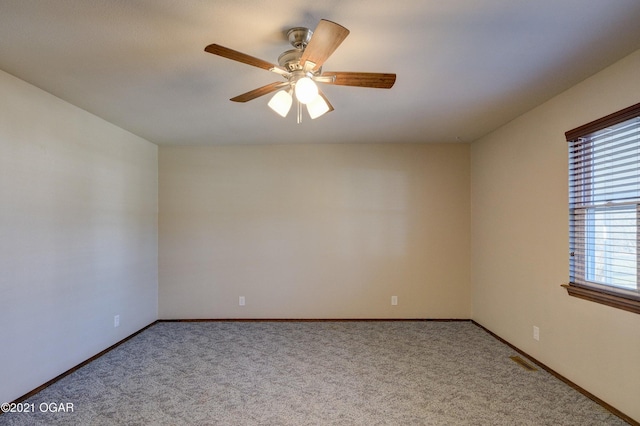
[230,82,289,103]
[320,72,396,89]
[205,44,288,75]
[300,20,350,70]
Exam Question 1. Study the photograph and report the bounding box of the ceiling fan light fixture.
[307,94,330,119]
[294,77,318,104]
[267,90,292,117]
[205,19,396,123]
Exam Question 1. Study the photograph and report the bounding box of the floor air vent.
[510,355,538,371]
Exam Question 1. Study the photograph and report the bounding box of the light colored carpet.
[0,321,628,425]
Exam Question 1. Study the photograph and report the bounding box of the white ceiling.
[1,0,640,146]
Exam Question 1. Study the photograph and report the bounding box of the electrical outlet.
[239,296,245,306]
[533,326,539,341]
[114,315,120,328]
[391,296,398,306]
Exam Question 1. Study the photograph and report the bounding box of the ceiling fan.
[204,19,396,122]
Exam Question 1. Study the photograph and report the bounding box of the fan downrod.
[279,27,319,72]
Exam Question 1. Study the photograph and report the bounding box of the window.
[563,102,640,314]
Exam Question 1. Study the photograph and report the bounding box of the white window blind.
[568,103,640,300]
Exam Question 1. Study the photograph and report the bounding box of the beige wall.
[0,70,158,403]
[471,49,640,421]
[159,143,470,319]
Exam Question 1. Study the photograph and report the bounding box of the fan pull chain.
[296,99,303,124]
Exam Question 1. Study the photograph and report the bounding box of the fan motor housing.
[279,27,314,72]
[278,49,304,71]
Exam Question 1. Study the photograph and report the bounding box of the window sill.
[561,283,640,315]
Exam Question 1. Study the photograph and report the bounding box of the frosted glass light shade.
[267,90,292,117]
[307,94,330,119]
[295,77,318,104]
